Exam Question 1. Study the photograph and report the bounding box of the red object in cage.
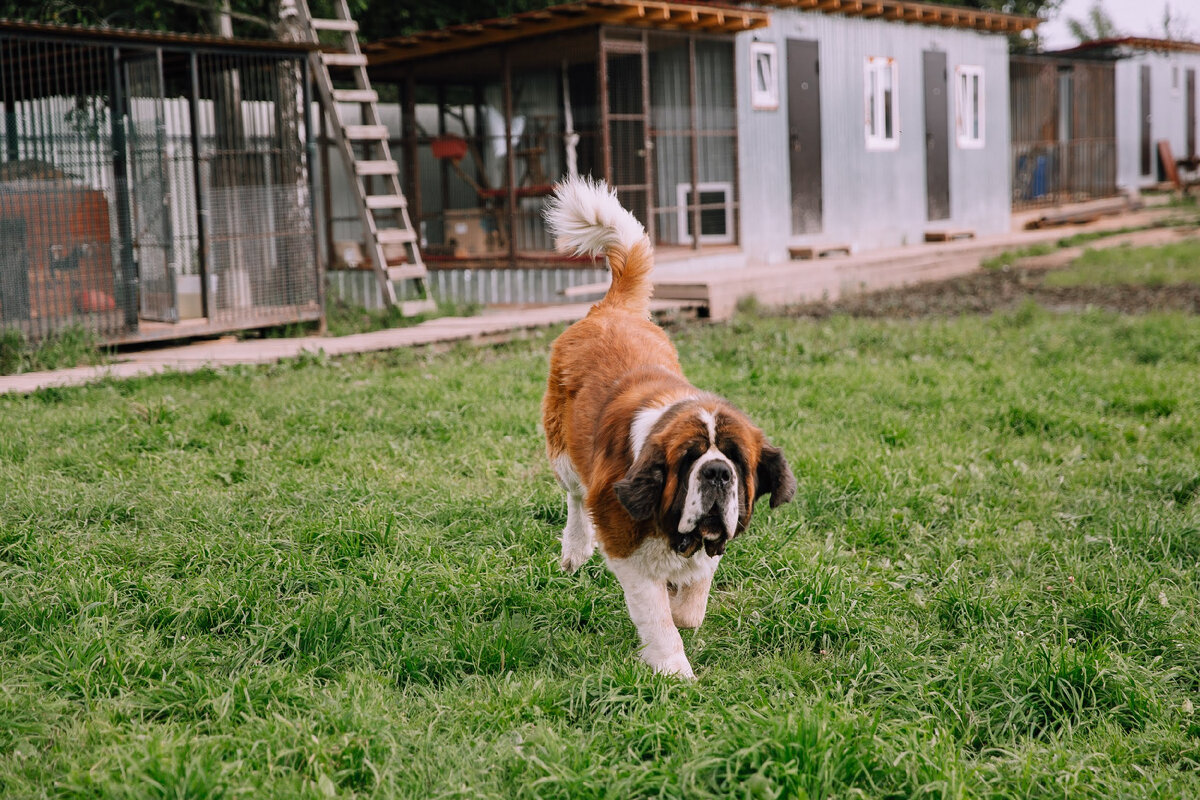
[431,135,469,162]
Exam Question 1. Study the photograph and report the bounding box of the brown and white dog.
[541,177,796,679]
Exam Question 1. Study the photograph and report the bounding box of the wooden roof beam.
[816,0,843,11]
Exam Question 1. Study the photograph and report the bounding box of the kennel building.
[309,1,769,307]
[0,20,321,344]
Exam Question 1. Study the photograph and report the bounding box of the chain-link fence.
[0,22,319,344]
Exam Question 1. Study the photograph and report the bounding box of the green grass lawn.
[2,304,1199,798]
[1043,240,1200,288]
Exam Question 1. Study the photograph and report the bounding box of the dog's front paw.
[559,542,594,574]
[642,650,696,680]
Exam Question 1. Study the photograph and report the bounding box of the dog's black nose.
[701,461,732,485]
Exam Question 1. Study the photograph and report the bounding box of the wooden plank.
[387,264,426,281]
[923,229,975,243]
[321,52,368,68]
[344,124,389,140]
[365,194,407,210]
[332,88,378,104]
[310,18,358,32]
[377,227,417,244]
[1159,140,1182,188]
[354,159,399,176]
[788,244,851,260]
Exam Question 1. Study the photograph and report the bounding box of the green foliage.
[2,305,1200,796]
[1044,239,1200,288]
[0,325,108,376]
[321,297,480,338]
[0,0,1060,41]
[1066,0,1121,42]
[981,242,1057,270]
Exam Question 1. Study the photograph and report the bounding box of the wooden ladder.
[294,0,434,314]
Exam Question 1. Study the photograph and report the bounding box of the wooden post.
[402,76,422,247]
[598,29,611,185]
[188,51,211,319]
[688,35,701,251]
[504,47,517,267]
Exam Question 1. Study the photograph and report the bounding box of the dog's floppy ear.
[756,443,796,509]
[614,443,666,521]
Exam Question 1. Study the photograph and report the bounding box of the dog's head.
[614,400,795,557]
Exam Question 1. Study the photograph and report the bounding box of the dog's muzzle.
[674,459,738,558]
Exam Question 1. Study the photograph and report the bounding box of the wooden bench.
[924,229,975,243]
[788,243,851,260]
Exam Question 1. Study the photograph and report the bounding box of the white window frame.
[676,182,735,245]
[750,41,779,111]
[955,64,985,149]
[864,56,899,151]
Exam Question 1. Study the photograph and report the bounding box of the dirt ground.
[787,262,1200,319]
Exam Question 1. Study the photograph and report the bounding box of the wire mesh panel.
[1,25,317,343]
[126,50,178,322]
[195,51,318,327]
[0,34,133,342]
[1010,56,1117,209]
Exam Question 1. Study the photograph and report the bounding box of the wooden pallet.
[788,244,851,260]
[294,0,433,314]
[924,230,976,243]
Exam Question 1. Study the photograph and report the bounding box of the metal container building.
[0,20,321,345]
[738,0,1037,263]
[1054,37,1200,192]
[328,0,1038,309]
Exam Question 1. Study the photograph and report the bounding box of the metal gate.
[125,50,178,322]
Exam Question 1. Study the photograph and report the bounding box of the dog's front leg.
[606,556,694,679]
[670,572,714,630]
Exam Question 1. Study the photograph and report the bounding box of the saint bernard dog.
[541,177,796,679]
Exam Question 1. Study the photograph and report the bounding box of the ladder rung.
[377,228,417,245]
[322,52,368,68]
[332,88,378,104]
[365,194,407,210]
[311,18,358,32]
[387,265,426,282]
[354,160,399,176]
[345,124,389,141]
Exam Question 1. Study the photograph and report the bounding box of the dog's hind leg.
[553,453,595,573]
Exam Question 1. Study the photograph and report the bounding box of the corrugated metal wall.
[328,266,608,309]
[737,10,1012,263]
[1114,50,1200,191]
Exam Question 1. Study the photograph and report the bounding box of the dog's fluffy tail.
[544,176,653,314]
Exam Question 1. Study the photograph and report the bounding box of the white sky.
[1038,0,1196,50]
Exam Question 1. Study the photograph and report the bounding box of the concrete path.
[654,206,1185,320]
[0,300,690,396]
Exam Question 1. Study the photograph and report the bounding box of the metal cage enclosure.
[0,21,321,344]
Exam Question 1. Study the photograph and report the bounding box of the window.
[864,56,899,150]
[750,42,779,110]
[1172,65,1181,96]
[676,182,734,244]
[955,65,985,149]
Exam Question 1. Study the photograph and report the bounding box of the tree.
[1066,0,1121,43]
[1161,3,1195,41]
